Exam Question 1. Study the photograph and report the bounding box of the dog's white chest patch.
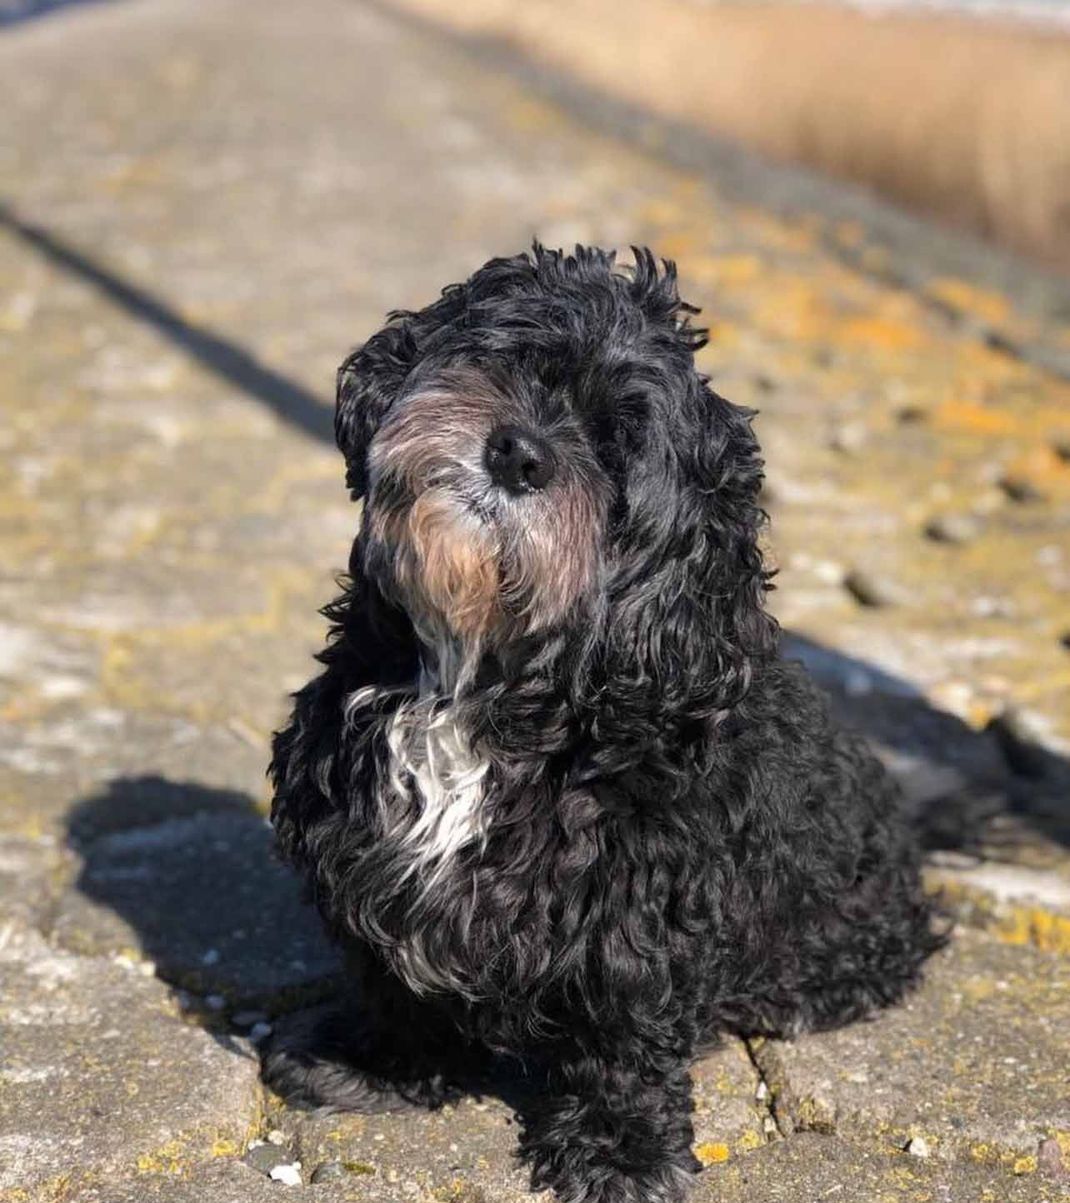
[383,699,489,880]
[344,684,489,997]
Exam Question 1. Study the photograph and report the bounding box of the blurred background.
[1,0,1069,1198]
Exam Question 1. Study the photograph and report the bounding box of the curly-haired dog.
[265,245,941,1203]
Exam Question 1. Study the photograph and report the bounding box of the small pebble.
[843,568,906,609]
[1000,475,1045,504]
[906,1136,931,1158]
[249,1021,273,1043]
[1037,1137,1067,1178]
[244,1144,292,1175]
[829,421,867,454]
[812,559,845,586]
[267,1129,287,1146]
[755,1081,768,1102]
[204,994,226,1012]
[970,595,1014,619]
[201,948,221,966]
[924,513,981,545]
[269,1162,302,1187]
[310,1161,348,1183]
[896,404,927,424]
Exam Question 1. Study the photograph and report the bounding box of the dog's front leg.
[263,945,483,1112]
[519,1044,699,1203]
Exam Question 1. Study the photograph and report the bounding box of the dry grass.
[390,0,1070,270]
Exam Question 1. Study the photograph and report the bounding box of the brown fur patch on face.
[407,488,501,642]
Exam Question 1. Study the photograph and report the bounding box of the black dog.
[265,245,941,1202]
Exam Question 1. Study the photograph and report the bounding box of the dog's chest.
[374,699,490,995]
[382,699,489,873]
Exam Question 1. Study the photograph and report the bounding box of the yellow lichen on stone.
[925,278,1010,326]
[135,1138,187,1174]
[1012,1154,1037,1174]
[735,1129,764,1153]
[994,907,1070,956]
[795,1096,835,1132]
[923,874,1070,956]
[969,1142,997,1166]
[695,1141,731,1165]
[211,1137,239,1157]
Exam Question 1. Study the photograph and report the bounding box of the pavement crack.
[744,1037,789,1142]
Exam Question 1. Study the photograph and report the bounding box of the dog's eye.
[589,393,647,469]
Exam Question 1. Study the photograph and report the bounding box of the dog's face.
[362,363,611,649]
[337,246,774,708]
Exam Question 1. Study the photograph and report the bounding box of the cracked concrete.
[0,0,1068,1199]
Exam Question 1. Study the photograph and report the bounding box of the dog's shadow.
[783,633,1070,852]
[62,776,344,1046]
[60,634,1069,1098]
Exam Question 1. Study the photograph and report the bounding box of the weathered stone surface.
[690,1040,767,1163]
[277,1093,547,1202]
[65,774,264,846]
[56,1135,1070,1203]
[696,1132,1063,1202]
[752,931,1070,1165]
[71,1161,284,1203]
[53,809,341,1007]
[0,712,272,839]
[0,833,66,928]
[75,1157,414,1202]
[0,927,263,1194]
[925,821,1070,956]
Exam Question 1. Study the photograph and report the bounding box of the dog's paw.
[552,1161,697,1203]
[532,1151,698,1203]
[261,1004,457,1113]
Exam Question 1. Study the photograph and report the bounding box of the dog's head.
[338,245,775,713]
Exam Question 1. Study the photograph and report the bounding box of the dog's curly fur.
[265,245,942,1203]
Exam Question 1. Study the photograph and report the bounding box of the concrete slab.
[752,931,1070,1167]
[0,927,263,1194]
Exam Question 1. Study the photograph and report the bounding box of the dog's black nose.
[484,426,555,494]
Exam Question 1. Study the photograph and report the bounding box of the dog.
[265,245,942,1203]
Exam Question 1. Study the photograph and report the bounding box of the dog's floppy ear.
[335,316,417,496]
[599,378,776,729]
[683,382,777,708]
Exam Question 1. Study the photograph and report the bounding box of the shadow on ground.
[0,200,333,443]
[61,776,343,1024]
[0,0,117,29]
[785,633,1070,851]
